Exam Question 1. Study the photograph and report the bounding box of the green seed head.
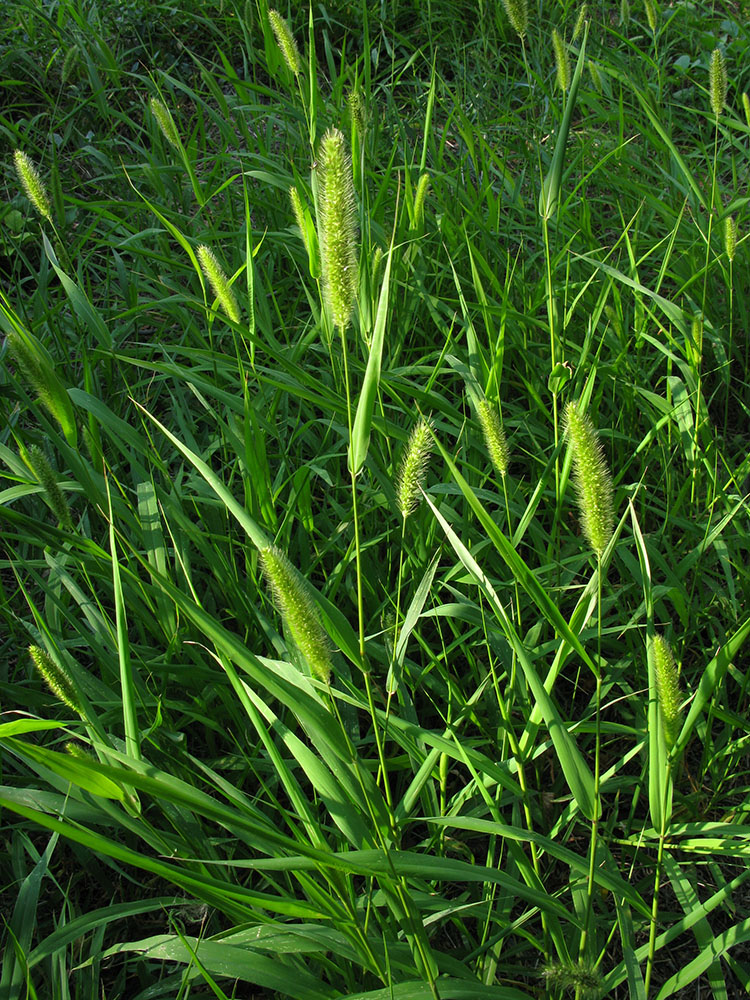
[412,173,430,231]
[5,328,77,447]
[620,0,630,24]
[643,0,658,33]
[573,3,587,42]
[347,90,366,139]
[395,417,434,519]
[542,962,602,999]
[24,444,74,530]
[651,634,682,753]
[723,215,737,263]
[709,48,727,120]
[588,60,603,95]
[552,29,571,93]
[260,545,333,682]
[476,399,509,478]
[149,97,180,149]
[13,150,52,222]
[564,402,614,556]
[743,92,750,127]
[317,128,358,332]
[197,244,241,324]
[501,0,528,39]
[29,645,82,715]
[268,9,302,76]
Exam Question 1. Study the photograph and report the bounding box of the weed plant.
[2,0,750,997]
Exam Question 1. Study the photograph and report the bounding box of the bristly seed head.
[723,215,737,263]
[149,97,181,149]
[317,128,358,332]
[643,0,658,33]
[501,0,528,39]
[29,645,82,715]
[572,3,587,42]
[552,29,571,93]
[197,245,241,324]
[268,9,302,76]
[651,633,682,753]
[476,399,509,478]
[542,961,602,999]
[709,48,727,120]
[743,92,750,127]
[13,150,52,222]
[260,545,333,682]
[395,417,434,519]
[24,444,74,530]
[564,401,614,557]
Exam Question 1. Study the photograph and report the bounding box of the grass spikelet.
[290,186,311,250]
[347,90,366,138]
[573,3,587,42]
[501,0,528,39]
[5,328,78,447]
[620,0,630,24]
[268,9,301,77]
[412,172,430,230]
[588,60,603,94]
[260,545,333,682]
[13,150,52,222]
[542,962,601,999]
[743,92,750,127]
[149,97,180,149]
[643,0,658,33]
[395,418,433,519]
[709,48,727,120]
[23,444,74,530]
[723,215,737,262]
[652,634,682,753]
[564,401,614,556]
[476,399,509,478]
[197,244,241,324]
[317,128,358,332]
[552,29,571,93]
[29,645,82,715]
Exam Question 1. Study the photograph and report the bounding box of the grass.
[2,0,750,996]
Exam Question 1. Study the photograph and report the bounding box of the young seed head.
[412,172,430,231]
[552,29,571,93]
[723,215,737,263]
[643,0,658,33]
[542,962,602,999]
[743,92,750,127]
[347,90,366,138]
[620,0,630,24]
[24,444,74,530]
[29,645,82,714]
[564,402,614,556]
[5,329,77,446]
[573,3,587,42]
[501,0,528,39]
[588,60,603,95]
[709,48,727,120]
[290,185,312,252]
[317,128,358,332]
[476,399,509,478]
[395,418,434,519]
[260,545,333,682]
[149,97,180,149]
[13,150,52,222]
[268,9,302,76]
[197,244,241,324]
[651,633,682,752]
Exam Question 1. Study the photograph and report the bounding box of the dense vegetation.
[2,0,750,996]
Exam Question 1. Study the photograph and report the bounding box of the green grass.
[2,0,750,996]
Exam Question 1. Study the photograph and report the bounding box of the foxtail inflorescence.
[476,399,509,479]
[317,128,358,331]
[709,48,727,120]
[260,545,333,682]
[14,150,52,222]
[651,633,682,753]
[268,9,302,76]
[564,402,614,556]
[149,97,181,149]
[395,418,434,519]
[501,0,528,39]
[197,245,241,324]
[552,29,571,92]
[542,961,602,999]
[29,645,82,715]
[23,444,74,530]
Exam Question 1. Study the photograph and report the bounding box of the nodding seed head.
[260,545,333,682]
[14,150,52,222]
[197,245,241,324]
[24,444,74,530]
[564,402,614,557]
[268,9,302,76]
[149,97,180,149]
[501,0,528,39]
[29,645,82,715]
